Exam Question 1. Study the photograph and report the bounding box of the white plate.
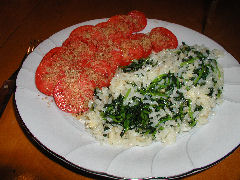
[15,18,240,179]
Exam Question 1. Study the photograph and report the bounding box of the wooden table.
[0,0,239,179]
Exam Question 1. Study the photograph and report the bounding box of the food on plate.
[35,10,178,113]
[81,43,224,146]
[108,10,147,33]
[54,73,95,113]
[35,47,66,96]
[68,25,95,42]
[130,33,152,58]
[127,10,147,32]
[35,11,224,146]
[149,27,178,52]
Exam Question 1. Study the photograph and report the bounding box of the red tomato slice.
[53,74,94,113]
[82,59,115,88]
[84,67,113,88]
[62,36,97,60]
[68,25,95,42]
[130,33,152,58]
[95,40,122,69]
[35,47,67,96]
[149,27,178,52]
[107,15,133,38]
[116,37,144,66]
[127,10,147,32]
[94,22,122,41]
[86,60,112,77]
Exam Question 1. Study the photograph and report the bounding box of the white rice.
[78,43,224,147]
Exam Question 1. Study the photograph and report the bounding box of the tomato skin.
[35,47,66,96]
[35,67,64,96]
[62,36,97,60]
[68,25,95,42]
[85,69,113,88]
[107,15,133,38]
[87,59,112,76]
[85,60,116,88]
[94,40,122,69]
[108,11,147,33]
[149,27,178,52]
[127,10,147,32]
[94,21,131,41]
[130,33,152,58]
[53,74,94,113]
[116,37,144,66]
[94,22,115,41]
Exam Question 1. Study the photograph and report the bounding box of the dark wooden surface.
[0,0,239,179]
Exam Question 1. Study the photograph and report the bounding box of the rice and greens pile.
[79,42,224,147]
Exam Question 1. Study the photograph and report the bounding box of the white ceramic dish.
[15,18,240,179]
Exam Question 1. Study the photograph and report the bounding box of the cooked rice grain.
[78,43,224,147]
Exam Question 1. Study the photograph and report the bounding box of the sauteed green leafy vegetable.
[99,43,223,138]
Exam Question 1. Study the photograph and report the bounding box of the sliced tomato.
[149,27,178,52]
[95,21,108,28]
[130,33,152,58]
[95,18,132,41]
[127,10,147,32]
[68,25,96,42]
[62,37,97,61]
[83,67,112,88]
[53,73,94,113]
[35,47,67,96]
[95,40,122,69]
[107,15,133,38]
[82,59,115,88]
[116,37,143,66]
[40,47,61,63]
[94,21,121,41]
[86,59,112,76]
[93,22,111,41]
